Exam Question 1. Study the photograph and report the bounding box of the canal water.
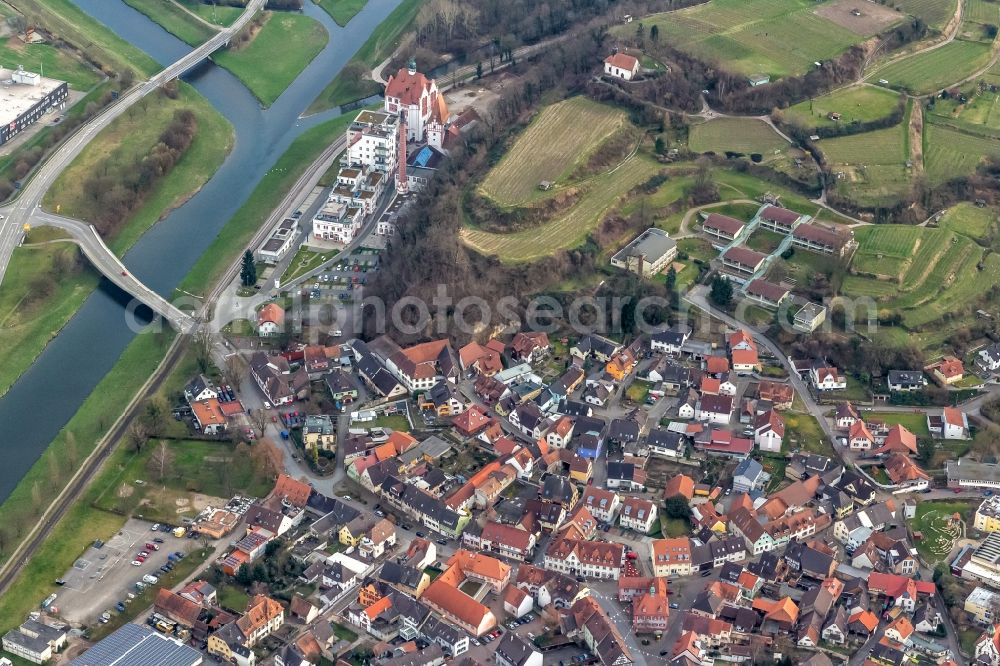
[0,0,403,501]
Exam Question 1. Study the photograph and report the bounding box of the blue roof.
[734,457,763,478]
[413,146,435,167]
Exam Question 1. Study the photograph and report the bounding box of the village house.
[619,496,658,534]
[545,538,624,580]
[603,52,640,80]
[610,227,677,277]
[810,365,846,391]
[651,537,693,576]
[928,407,970,440]
[927,356,965,385]
[257,303,284,337]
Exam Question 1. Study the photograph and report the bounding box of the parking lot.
[54,518,200,625]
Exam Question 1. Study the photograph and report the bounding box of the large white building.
[384,59,449,149]
[313,110,398,245]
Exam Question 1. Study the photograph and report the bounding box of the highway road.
[0,0,265,290]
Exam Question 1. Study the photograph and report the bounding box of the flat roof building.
[947,459,1000,490]
[610,228,677,278]
[0,66,68,145]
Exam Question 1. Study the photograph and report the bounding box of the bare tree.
[142,396,168,435]
[47,452,61,485]
[194,328,215,374]
[224,354,248,391]
[251,408,269,435]
[251,438,284,479]
[127,419,151,453]
[65,431,79,468]
[147,441,175,482]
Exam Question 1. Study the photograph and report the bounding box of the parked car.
[151,524,161,532]
[116,602,126,612]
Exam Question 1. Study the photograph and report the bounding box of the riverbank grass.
[43,82,234,254]
[0,231,99,398]
[308,0,424,112]
[314,0,368,26]
[176,0,243,26]
[0,327,175,590]
[123,0,217,46]
[0,37,102,90]
[214,11,328,107]
[13,0,160,77]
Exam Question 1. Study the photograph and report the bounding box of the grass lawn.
[178,110,360,295]
[910,499,974,563]
[0,37,102,90]
[370,413,410,432]
[688,118,787,156]
[480,97,628,206]
[332,622,358,642]
[626,0,864,78]
[626,380,652,403]
[0,330,175,631]
[0,232,99,398]
[284,247,338,282]
[784,411,834,456]
[308,0,424,113]
[938,203,995,240]
[873,40,993,95]
[92,439,275,519]
[744,228,785,254]
[176,0,244,26]
[214,11,329,107]
[13,0,160,77]
[783,86,902,129]
[866,411,931,436]
[45,83,234,254]
[124,0,217,46]
[659,516,690,538]
[314,0,368,26]
[218,585,251,611]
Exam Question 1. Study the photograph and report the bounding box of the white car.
[142,574,159,585]
[151,523,161,532]
[130,560,142,567]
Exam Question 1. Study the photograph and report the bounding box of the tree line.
[83,105,198,238]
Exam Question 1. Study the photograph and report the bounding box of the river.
[0,0,403,502]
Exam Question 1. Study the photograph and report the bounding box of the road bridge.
[0,0,265,315]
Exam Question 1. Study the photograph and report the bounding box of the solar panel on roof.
[69,623,202,666]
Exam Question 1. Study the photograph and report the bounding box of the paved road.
[0,0,265,290]
[31,210,194,331]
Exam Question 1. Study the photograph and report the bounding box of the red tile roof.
[723,246,768,269]
[761,206,801,225]
[703,213,745,235]
[604,53,639,71]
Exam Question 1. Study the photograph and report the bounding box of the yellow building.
[975,496,1000,533]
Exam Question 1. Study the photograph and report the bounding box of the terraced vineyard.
[845,225,1000,328]
[873,40,993,95]
[463,155,662,262]
[820,124,911,205]
[891,0,958,30]
[924,122,1000,182]
[480,97,627,206]
[938,202,995,238]
[688,118,788,155]
[630,0,862,77]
